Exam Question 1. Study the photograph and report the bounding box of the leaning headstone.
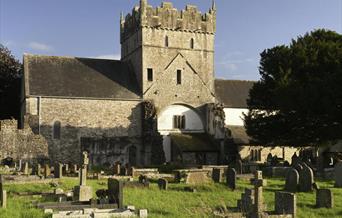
[157,178,168,190]
[285,168,299,192]
[275,191,296,217]
[212,168,223,183]
[73,151,92,202]
[316,189,334,208]
[227,168,236,190]
[108,178,123,209]
[299,164,314,192]
[54,163,63,178]
[334,161,342,187]
[44,164,51,177]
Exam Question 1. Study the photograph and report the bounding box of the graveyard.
[0,159,341,217]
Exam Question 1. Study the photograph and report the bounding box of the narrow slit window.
[53,121,61,140]
[173,115,185,129]
[165,36,169,47]
[177,70,182,84]
[190,38,194,49]
[147,68,153,81]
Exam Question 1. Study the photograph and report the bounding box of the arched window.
[165,36,169,47]
[190,38,194,49]
[53,121,61,140]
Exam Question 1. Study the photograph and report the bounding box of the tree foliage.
[245,29,342,146]
[0,44,22,120]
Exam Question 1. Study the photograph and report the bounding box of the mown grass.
[0,177,341,218]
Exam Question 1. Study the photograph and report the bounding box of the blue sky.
[1,0,341,80]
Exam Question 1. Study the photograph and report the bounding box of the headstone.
[157,178,168,190]
[299,164,314,192]
[64,164,69,174]
[114,162,121,175]
[236,159,243,174]
[36,164,42,176]
[316,189,334,208]
[212,168,223,183]
[44,164,51,177]
[275,191,296,217]
[285,168,299,192]
[73,151,92,202]
[72,164,78,174]
[1,190,6,208]
[18,159,22,171]
[226,168,236,190]
[266,153,273,166]
[334,161,342,187]
[291,153,299,166]
[54,163,63,178]
[23,162,29,175]
[294,163,303,172]
[238,188,254,214]
[139,209,148,218]
[108,178,123,209]
[185,171,210,185]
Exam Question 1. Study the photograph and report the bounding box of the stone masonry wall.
[239,146,301,163]
[0,119,48,162]
[25,97,143,165]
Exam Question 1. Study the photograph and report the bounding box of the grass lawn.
[0,177,341,218]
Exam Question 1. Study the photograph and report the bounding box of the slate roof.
[215,79,255,108]
[24,54,141,99]
[227,125,250,145]
[170,133,220,152]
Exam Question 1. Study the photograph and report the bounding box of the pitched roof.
[227,125,250,145]
[215,79,255,108]
[170,133,220,152]
[24,54,141,99]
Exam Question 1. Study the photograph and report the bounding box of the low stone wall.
[0,119,48,163]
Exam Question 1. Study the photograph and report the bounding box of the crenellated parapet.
[121,0,216,42]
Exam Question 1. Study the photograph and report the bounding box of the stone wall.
[25,97,143,165]
[239,146,301,164]
[0,119,48,162]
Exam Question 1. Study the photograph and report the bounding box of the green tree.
[245,29,342,146]
[0,44,22,120]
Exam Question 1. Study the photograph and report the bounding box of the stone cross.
[334,161,342,187]
[80,151,89,186]
[252,171,265,217]
[226,168,236,190]
[285,168,299,192]
[275,191,296,217]
[108,178,123,209]
[157,178,168,190]
[316,189,334,208]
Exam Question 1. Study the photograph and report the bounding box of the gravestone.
[275,191,296,217]
[185,171,210,185]
[23,162,29,175]
[114,162,121,175]
[294,163,303,173]
[157,178,168,190]
[73,151,92,202]
[226,168,236,190]
[252,171,265,217]
[18,159,22,171]
[212,168,223,183]
[285,168,299,192]
[316,189,334,208]
[72,164,78,174]
[238,188,254,214]
[291,153,299,166]
[236,159,243,174]
[54,163,63,178]
[299,164,314,192]
[63,164,69,174]
[108,178,123,209]
[44,164,51,177]
[334,161,342,187]
[36,164,42,176]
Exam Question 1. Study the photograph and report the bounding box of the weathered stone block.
[73,185,92,202]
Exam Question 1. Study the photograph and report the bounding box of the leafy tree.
[0,44,22,120]
[245,29,342,146]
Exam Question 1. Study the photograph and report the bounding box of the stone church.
[20,0,299,167]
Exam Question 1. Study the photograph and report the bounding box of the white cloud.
[28,42,53,51]
[94,54,121,60]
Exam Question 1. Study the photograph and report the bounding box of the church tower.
[121,0,217,110]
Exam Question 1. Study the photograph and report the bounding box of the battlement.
[121,0,216,42]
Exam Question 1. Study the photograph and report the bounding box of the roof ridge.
[215,78,257,83]
[24,53,121,62]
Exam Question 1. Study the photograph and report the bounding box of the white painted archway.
[157,104,204,162]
